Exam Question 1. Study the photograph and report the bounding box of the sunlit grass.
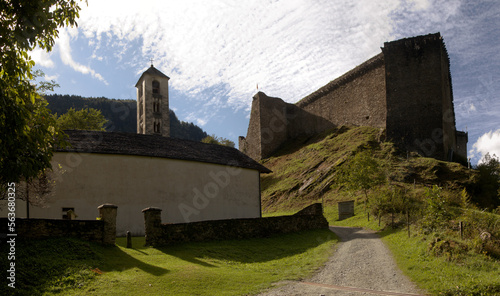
[1,230,338,296]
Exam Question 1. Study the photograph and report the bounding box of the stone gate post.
[98,204,118,245]
[142,207,162,246]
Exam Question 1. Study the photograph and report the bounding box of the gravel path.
[256,226,426,296]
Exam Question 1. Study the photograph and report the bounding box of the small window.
[153,120,159,133]
[153,101,160,113]
[152,81,160,94]
[62,207,75,220]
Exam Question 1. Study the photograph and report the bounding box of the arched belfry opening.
[135,65,170,137]
[152,80,160,94]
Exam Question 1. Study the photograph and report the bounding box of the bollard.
[126,231,132,248]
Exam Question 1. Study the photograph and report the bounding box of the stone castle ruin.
[239,33,468,162]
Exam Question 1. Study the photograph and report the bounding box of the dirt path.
[256,226,426,296]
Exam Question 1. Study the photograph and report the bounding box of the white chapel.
[1,66,271,236]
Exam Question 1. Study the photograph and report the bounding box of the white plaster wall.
[0,152,261,236]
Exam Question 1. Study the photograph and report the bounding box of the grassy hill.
[260,126,476,213]
[261,126,500,295]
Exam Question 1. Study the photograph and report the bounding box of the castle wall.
[296,53,387,130]
[240,33,466,162]
[240,55,387,161]
[440,43,458,158]
[456,131,468,160]
[383,33,454,160]
[239,92,334,160]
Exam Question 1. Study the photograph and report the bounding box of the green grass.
[381,229,500,295]
[326,206,500,295]
[1,230,338,296]
[258,125,499,295]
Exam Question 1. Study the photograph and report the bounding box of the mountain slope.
[45,94,208,141]
[260,126,476,212]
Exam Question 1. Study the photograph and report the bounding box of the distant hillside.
[45,94,208,142]
[260,126,479,212]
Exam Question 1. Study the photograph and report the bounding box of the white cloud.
[409,0,431,10]
[45,74,59,81]
[57,28,108,85]
[31,48,55,68]
[471,129,500,162]
[68,0,499,132]
[76,0,406,111]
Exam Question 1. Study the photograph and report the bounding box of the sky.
[31,0,500,164]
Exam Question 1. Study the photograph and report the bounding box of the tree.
[56,107,108,131]
[33,69,60,95]
[0,0,82,189]
[337,150,386,218]
[475,153,500,209]
[202,134,235,148]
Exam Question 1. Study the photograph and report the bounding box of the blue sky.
[31,0,499,164]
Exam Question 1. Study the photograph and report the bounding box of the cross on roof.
[150,58,154,66]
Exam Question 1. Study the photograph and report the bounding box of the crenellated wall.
[240,33,467,162]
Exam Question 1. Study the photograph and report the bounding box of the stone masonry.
[0,204,118,245]
[239,33,468,162]
[143,203,328,247]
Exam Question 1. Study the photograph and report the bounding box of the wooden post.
[26,184,30,219]
[407,209,410,238]
[378,212,381,227]
[459,221,463,240]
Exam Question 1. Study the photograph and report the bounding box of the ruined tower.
[136,65,170,137]
[239,33,468,162]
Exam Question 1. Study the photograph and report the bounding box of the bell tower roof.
[135,65,170,87]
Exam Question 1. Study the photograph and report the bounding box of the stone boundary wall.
[142,203,329,246]
[0,204,117,245]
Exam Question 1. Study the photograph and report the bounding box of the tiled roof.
[143,65,169,79]
[57,130,272,173]
[135,65,170,87]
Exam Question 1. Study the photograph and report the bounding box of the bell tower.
[135,64,170,137]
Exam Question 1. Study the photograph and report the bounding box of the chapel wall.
[13,152,261,236]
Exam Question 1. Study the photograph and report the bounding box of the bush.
[421,186,454,233]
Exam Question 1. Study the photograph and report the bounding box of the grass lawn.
[381,229,500,295]
[326,203,500,295]
[1,229,337,296]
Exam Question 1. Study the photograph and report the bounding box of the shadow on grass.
[155,229,337,266]
[115,235,217,267]
[0,237,169,296]
[97,244,169,276]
